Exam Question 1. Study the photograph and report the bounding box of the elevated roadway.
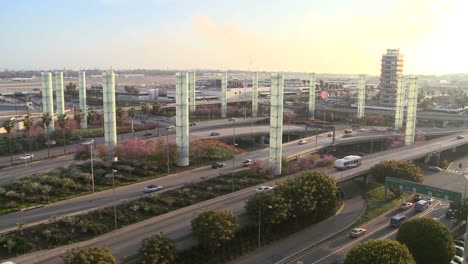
[3,131,468,263]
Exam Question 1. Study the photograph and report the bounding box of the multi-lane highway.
[4,131,468,263]
[283,200,451,264]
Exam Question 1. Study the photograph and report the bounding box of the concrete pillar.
[41,72,55,132]
[189,70,196,113]
[308,73,316,120]
[357,74,366,119]
[405,76,418,145]
[252,72,259,118]
[394,75,404,130]
[176,72,189,166]
[443,121,448,128]
[55,72,65,116]
[103,71,117,149]
[269,74,284,176]
[258,135,265,145]
[79,71,88,128]
[221,72,227,118]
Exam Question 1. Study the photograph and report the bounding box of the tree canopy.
[396,217,454,264]
[245,170,338,225]
[371,160,424,183]
[191,209,238,252]
[139,233,176,264]
[345,239,414,264]
[64,247,119,264]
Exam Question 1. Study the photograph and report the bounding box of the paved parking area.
[423,156,468,195]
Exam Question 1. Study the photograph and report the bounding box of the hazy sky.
[1,0,467,74]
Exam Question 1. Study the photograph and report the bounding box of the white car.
[400,202,413,210]
[457,135,465,139]
[143,185,163,193]
[428,166,443,172]
[18,154,34,160]
[256,186,275,193]
[424,196,435,204]
[242,159,256,167]
[298,139,308,145]
[358,128,367,132]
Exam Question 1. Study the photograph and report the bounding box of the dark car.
[70,134,82,141]
[212,162,225,169]
[190,122,198,126]
[413,193,423,202]
[143,132,153,137]
[210,132,220,136]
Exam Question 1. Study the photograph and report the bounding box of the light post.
[231,155,235,192]
[231,119,237,146]
[166,129,170,173]
[112,169,118,230]
[258,205,272,247]
[82,139,95,193]
[463,171,468,264]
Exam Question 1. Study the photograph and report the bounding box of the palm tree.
[73,108,84,126]
[141,103,150,134]
[87,109,97,126]
[2,120,15,166]
[57,114,69,154]
[116,107,125,127]
[23,115,33,157]
[128,107,136,138]
[152,102,161,136]
[42,113,52,158]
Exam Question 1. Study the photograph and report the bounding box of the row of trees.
[345,217,455,264]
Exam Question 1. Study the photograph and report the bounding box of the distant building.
[379,48,404,106]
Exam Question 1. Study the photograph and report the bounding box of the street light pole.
[82,139,95,193]
[258,205,272,248]
[258,206,261,247]
[231,156,235,192]
[166,131,170,173]
[112,169,117,230]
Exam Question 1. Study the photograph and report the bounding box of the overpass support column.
[269,74,284,176]
[79,71,88,129]
[41,72,55,132]
[189,70,196,113]
[443,121,448,128]
[405,76,418,145]
[176,72,189,167]
[258,135,265,145]
[252,72,259,118]
[394,75,404,130]
[308,73,316,120]
[357,74,366,119]
[363,175,369,184]
[103,70,117,149]
[55,72,65,116]
[221,72,227,118]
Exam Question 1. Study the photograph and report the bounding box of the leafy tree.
[396,217,454,264]
[191,209,238,255]
[277,170,338,222]
[244,190,291,226]
[139,233,176,264]
[64,247,119,264]
[2,119,15,165]
[345,239,414,264]
[57,114,69,154]
[41,113,53,158]
[371,160,424,183]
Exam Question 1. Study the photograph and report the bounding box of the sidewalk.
[232,180,366,264]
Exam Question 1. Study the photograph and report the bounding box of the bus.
[334,155,362,170]
[415,200,429,212]
[390,214,407,227]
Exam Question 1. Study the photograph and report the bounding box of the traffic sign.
[386,177,462,201]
